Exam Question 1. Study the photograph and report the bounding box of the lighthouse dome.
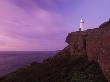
[80,18,84,23]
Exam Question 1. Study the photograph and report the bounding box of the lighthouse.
[79,18,84,31]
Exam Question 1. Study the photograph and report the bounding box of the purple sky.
[0,0,110,51]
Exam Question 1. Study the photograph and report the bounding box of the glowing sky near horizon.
[0,0,110,51]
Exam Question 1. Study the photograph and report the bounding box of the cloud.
[0,0,68,51]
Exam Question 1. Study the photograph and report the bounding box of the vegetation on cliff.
[0,51,107,82]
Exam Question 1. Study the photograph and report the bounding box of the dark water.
[0,51,56,77]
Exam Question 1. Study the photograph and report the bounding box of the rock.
[65,20,110,82]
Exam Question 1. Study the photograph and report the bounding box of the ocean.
[0,51,56,77]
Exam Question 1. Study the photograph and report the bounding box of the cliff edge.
[65,19,110,82]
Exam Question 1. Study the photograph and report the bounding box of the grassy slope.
[0,52,108,82]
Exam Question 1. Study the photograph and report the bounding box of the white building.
[79,18,84,31]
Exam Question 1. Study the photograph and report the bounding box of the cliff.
[65,19,110,82]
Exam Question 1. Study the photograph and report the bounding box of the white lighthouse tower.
[79,18,84,31]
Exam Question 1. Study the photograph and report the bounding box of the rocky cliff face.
[65,20,110,82]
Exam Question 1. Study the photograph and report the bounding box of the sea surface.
[0,51,56,77]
